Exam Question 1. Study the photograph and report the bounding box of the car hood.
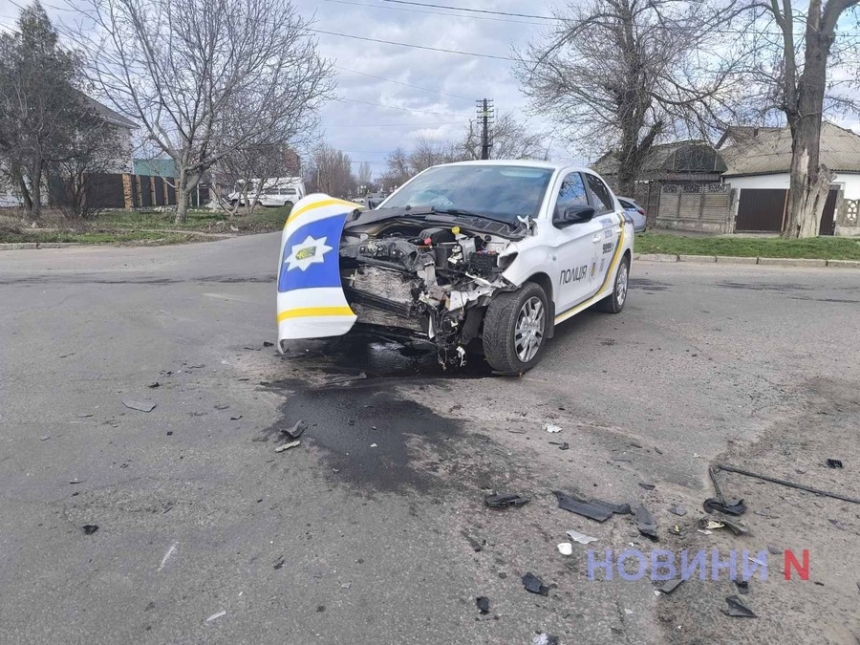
[276,194,363,344]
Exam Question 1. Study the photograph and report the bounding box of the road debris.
[230,415,242,421]
[638,482,655,490]
[658,579,684,594]
[274,440,300,453]
[698,516,749,536]
[534,634,559,645]
[147,382,160,388]
[829,519,848,531]
[476,596,490,614]
[263,341,274,347]
[716,464,860,505]
[82,524,99,535]
[522,572,549,596]
[566,529,598,545]
[826,459,843,469]
[462,531,484,552]
[484,492,530,509]
[214,404,230,410]
[636,504,658,540]
[553,491,631,522]
[668,506,687,517]
[273,556,285,570]
[735,580,750,595]
[205,610,226,623]
[767,545,782,555]
[123,400,156,413]
[543,423,562,433]
[281,420,307,439]
[723,595,756,618]
[706,466,747,515]
[557,543,573,556]
[158,542,178,571]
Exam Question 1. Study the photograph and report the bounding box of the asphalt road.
[1,234,859,644]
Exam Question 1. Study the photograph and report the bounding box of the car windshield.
[382,165,554,223]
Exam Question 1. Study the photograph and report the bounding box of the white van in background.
[228,177,305,208]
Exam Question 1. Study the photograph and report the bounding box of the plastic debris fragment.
[522,572,549,596]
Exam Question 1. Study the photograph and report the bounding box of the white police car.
[277,160,634,374]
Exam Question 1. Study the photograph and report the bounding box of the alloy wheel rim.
[515,296,545,362]
[616,262,629,306]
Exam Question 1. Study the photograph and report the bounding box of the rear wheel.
[284,201,294,210]
[596,255,629,313]
[482,282,549,374]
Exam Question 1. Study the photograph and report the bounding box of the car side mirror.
[554,204,595,227]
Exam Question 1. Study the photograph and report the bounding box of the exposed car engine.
[339,217,518,366]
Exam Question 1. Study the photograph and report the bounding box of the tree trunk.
[174,167,199,224]
[30,161,43,218]
[17,172,33,213]
[781,8,835,239]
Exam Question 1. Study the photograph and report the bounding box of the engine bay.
[338,219,517,366]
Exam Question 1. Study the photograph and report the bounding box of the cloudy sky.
[0,0,567,175]
[289,0,564,173]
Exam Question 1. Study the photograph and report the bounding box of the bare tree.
[735,0,860,237]
[462,113,549,160]
[48,114,128,218]
[381,147,411,189]
[72,0,333,223]
[356,161,373,193]
[515,0,745,197]
[307,144,355,198]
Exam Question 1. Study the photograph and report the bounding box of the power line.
[335,97,471,117]
[322,0,549,26]
[334,65,473,101]
[325,121,465,127]
[311,29,521,61]
[379,0,556,21]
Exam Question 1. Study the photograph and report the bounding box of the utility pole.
[476,98,494,160]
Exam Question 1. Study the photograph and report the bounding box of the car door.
[549,171,605,314]
[583,172,624,298]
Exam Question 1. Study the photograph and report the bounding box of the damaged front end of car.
[276,195,528,367]
[339,210,523,367]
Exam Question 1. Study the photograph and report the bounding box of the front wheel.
[482,282,549,374]
[596,255,629,313]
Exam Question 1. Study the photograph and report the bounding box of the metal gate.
[735,189,786,232]
[818,189,839,236]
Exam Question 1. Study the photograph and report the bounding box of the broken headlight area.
[339,221,516,367]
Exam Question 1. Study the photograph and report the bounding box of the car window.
[585,174,614,214]
[281,188,296,195]
[617,198,632,209]
[382,165,555,223]
[555,172,589,217]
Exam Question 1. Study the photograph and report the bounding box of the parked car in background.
[617,196,647,232]
[257,185,303,209]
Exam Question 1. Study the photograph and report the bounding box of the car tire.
[596,255,629,313]
[482,282,549,374]
[284,201,294,210]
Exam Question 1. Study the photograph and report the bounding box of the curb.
[0,242,83,251]
[635,253,860,269]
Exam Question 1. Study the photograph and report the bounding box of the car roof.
[433,159,594,173]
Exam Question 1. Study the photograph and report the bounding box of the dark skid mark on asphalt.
[717,281,813,292]
[789,296,859,304]
[264,385,461,493]
[629,278,670,292]
[261,332,493,492]
[0,274,272,286]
